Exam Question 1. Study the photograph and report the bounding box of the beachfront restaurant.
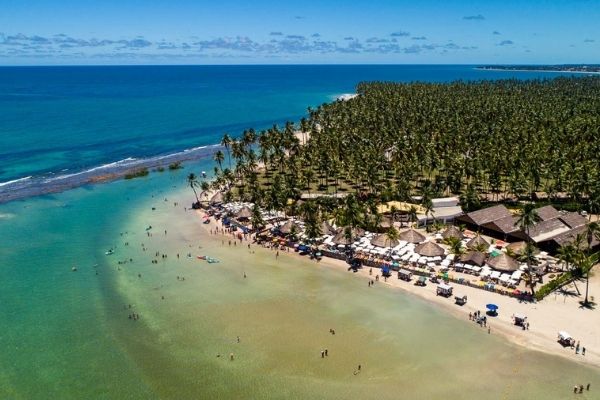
[456,204,595,254]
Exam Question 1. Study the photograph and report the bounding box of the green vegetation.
[124,168,149,179]
[168,162,183,170]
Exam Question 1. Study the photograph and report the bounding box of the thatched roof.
[466,234,490,250]
[210,191,223,205]
[399,228,425,243]
[487,253,519,272]
[371,234,400,248]
[332,227,365,245]
[320,220,337,235]
[527,218,570,243]
[551,226,600,250]
[279,220,300,235]
[485,215,519,234]
[442,225,464,240]
[236,206,252,219]
[415,241,445,257]
[536,205,560,221]
[460,205,512,226]
[460,251,486,266]
[559,212,587,229]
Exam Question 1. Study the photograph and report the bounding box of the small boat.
[197,255,219,263]
[71,266,77,272]
[105,249,114,255]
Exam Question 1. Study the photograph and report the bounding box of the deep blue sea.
[0,65,580,186]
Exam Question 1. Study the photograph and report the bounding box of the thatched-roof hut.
[460,251,487,266]
[236,206,252,219]
[210,191,224,205]
[332,227,365,245]
[487,253,519,272]
[442,225,464,240]
[320,220,337,235]
[279,220,300,235]
[399,228,425,244]
[415,241,445,257]
[466,234,490,250]
[371,234,400,248]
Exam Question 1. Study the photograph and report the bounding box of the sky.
[0,0,598,65]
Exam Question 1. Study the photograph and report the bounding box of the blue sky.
[0,0,598,65]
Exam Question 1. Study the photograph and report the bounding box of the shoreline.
[475,67,600,75]
[197,210,600,370]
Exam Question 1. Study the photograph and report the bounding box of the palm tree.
[445,236,464,256]
[221,133,232,168]
[408,206,418,228]
[214,150,225,171]
[187,173,200,205]
[516,204,540,295]
[250,204,264,233]
[579,252,599,307]
[557,242,580,294]
[304,214,322,243]
[583,222,600,305]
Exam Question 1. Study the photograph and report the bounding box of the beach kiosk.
[454,295,467,305]
[398,269,413,282]
[436,283,453,297]
[416,276,427,286]
[558,331,575,347]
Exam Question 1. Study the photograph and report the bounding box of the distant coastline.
[476,65,600,74]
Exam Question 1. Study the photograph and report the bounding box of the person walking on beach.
[321,350,325,358]
[582,347,586,356]
[587,383,590,391]
[325,349,328,356]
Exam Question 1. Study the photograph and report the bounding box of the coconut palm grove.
[207,76,600,218]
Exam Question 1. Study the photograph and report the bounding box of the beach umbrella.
[371,233,400,248]
[442,225,464,240]
[415,241,445,257]
[487,252,519,272]
[236,206,252,219]
[399,228,425,244]
[209,191,224,205]
[486,304,498,311]
[466,234,490,250]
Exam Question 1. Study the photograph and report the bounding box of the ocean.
[1,65,598,398]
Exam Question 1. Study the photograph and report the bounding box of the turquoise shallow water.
[1,163,598,399]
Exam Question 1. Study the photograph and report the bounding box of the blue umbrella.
[486,304,498,311]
